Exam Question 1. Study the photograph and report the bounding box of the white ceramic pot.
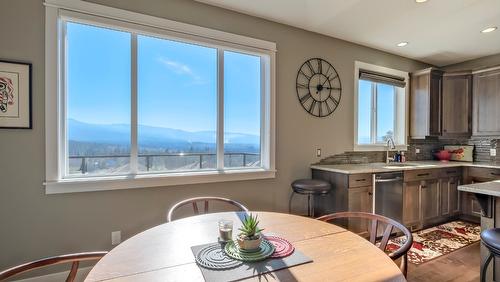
[237,234,262,251]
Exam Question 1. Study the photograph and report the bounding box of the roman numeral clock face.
[296,58,342,117]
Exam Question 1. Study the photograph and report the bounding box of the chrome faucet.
[386,137,396,164]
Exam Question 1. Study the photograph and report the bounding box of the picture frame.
[0,60,32,129]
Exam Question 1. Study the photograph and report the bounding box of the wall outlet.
[415,148,421,154]
[491,148,497,157]
[316,148,322,157]
[111,231,121,245]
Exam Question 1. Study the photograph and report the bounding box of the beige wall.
[0,0,428,270]
[444,53,500,71]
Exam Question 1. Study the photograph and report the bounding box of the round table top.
[85,211,405,282]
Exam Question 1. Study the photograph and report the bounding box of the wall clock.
[296,58,342,117]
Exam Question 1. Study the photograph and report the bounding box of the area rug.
[386,221,480,265]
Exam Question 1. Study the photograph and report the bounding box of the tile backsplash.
[316,136,500,165]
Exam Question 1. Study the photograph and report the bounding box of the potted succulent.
[237,214,264,251]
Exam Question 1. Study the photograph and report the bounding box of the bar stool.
[480,228,500,282]
[289,179,331,217]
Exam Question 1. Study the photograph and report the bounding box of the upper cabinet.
[410,68,443,138]
[473,68,500,136]
[410,68,472,139]
[441,72,472,137]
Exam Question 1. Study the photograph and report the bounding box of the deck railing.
[69,152,260,174]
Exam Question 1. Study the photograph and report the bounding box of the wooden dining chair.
[316,211,413,277]
[0,251,107,282]
[167,197,249,222]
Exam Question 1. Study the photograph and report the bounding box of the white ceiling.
[195,0,500,66]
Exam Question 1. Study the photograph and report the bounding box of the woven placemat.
[191,242,313,282]
[265,235,295,258]
[224,240,275,262]
[195,243,243,270]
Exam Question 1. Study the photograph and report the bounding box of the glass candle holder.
[218,219,233,242]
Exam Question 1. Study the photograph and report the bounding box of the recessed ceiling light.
[481,27,498,33]
[397,42,409,47]
[415,0,428,3]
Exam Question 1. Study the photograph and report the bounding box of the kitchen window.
[44,1,276,193]
[354,62,409,151]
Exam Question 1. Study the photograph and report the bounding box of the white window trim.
[353,61,409,152]
[44,0,276,194]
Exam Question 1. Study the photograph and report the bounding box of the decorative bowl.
[434,150,451,161]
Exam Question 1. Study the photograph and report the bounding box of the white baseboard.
[13,266,92,282]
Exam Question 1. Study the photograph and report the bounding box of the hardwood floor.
[407,242,480,282]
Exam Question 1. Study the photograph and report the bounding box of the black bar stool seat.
[480,228,500,281]
[289,179,331,217]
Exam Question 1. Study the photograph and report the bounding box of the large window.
[354,62,408,150]
[45,2,275,193]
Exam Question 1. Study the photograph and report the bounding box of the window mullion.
[216,49,224,170]
[130,33,138,174]
[371,83,377,144]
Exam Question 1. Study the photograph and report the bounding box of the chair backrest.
[167,197,249,222]
[0,252,107,282]
[316,212,413,277]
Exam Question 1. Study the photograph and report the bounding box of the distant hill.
[68,119,260,149]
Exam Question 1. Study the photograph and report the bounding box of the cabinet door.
[442,74,472,137]
[441,177,460,217]
[410,70,442,138]
[422,179,440,223]
[403,181,421,226]
[473,69,500,136]
[348,186,373,234]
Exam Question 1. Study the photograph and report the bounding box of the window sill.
[44,168,276,194]
[353,144,408,152]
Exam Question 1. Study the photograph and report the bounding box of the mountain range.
[68,119,260,147]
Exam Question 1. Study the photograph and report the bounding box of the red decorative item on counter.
[434,150,451,161]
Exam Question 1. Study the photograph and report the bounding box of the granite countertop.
[310,160,500,174]
[458,181,500,197]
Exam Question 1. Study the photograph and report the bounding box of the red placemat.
[265,235,295,258]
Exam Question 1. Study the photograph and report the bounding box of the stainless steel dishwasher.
[373,172,404,223]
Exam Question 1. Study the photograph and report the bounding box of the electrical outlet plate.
[111,231,121,245]
[415,148,420,154]
[491,149,497,157]
[316,148,321,157]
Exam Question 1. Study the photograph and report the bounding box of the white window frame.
[44,0,276,194]
[353,61,409,151]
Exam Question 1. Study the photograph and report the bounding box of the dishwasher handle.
[375,177,403,183]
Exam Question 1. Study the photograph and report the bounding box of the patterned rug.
[386,221,481,265]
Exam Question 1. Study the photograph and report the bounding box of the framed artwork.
[0,60,32,129]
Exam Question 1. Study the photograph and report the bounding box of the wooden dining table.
[85,211,405,282]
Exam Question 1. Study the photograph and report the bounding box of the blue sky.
[357,80,395,144]
[67,22,261,138]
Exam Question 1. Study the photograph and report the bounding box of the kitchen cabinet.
[441,72,472,137]
[461,167,500,221]
[348,185,373,234]
[403,181,421,230]
[421,179,441,224]
[410,68,443,138]
[473,68,500,136]
[440,176,460,217]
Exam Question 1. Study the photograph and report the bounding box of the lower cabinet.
[348,185,373,234]
[403,181,421,229]
[440,177,460,217]
[421,179,441,224]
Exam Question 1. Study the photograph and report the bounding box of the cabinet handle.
[491,172,500,176]
[450,182,456,185]
[417,173,430,177]
[355,179,366,181]
[446,171,456,174]
[421,185,428,188]
[368,192,373,196]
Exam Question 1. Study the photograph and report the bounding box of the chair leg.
[288,192,295,214]
[481,252,494,282]
[400,253,408,278]
[307,194,311,217]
